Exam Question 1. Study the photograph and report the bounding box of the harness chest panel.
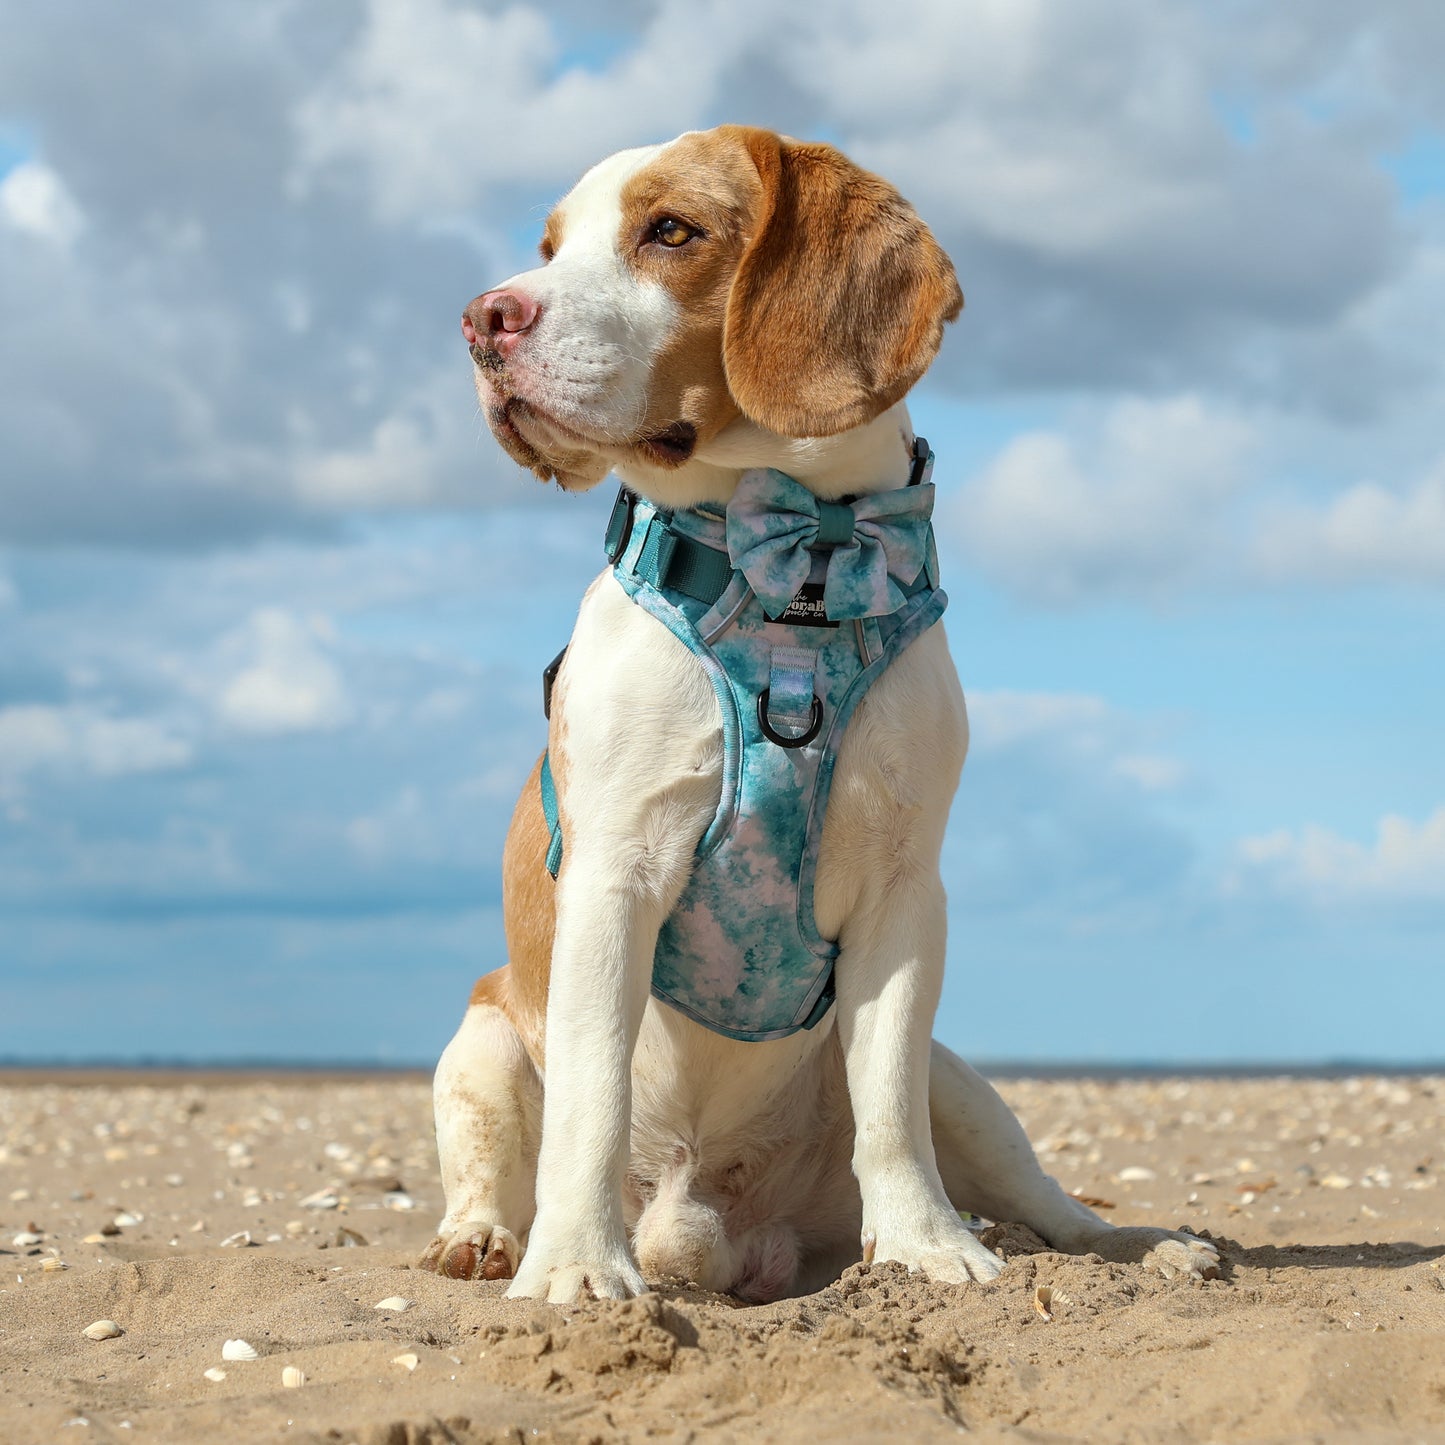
[543,455,947,1043]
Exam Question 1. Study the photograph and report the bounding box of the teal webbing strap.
[663,533,735,603]
[627,515,734,606]
[539,751,563,878]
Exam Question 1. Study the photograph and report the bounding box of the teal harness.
[540,440,947,1043]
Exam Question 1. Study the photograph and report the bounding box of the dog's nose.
[462,289,540,354]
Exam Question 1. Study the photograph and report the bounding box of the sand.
[1,1072,1441,1444]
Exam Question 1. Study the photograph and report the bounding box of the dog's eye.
[650,217,698,249]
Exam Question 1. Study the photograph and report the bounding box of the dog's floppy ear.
[721,128,963,439]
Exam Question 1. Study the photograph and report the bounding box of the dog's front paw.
[1070,1225,1222,1281]
[506,1239,647,1303]
[419,1222,522,1281]
[867,1218,1004,1285]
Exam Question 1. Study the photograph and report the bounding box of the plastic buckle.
[542,645,568,720]
[604,486,636,565]
[907,435,933,488]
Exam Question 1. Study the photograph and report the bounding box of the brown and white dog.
[420,126,1219,1304]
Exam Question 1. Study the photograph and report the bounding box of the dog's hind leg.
[419,972,542,1282]
[929,1042,1220,1280]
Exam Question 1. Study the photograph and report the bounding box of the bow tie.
[725,468,936,620]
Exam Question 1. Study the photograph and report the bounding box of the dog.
[420,125,1219,1304]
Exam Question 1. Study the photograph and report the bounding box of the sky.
[1,0,1443,1066]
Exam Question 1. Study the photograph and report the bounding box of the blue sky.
[2,0,1443,1065]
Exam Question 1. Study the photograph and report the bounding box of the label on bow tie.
[764,583,838,628]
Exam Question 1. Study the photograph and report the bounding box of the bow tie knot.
[725,468,935,620]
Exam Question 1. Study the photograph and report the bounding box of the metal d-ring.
[757,688,823,749]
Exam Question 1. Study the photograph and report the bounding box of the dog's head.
[465,125,962,498]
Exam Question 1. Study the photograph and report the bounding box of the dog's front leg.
[503,843,661,1302]
[835,877,1004,1285]
[505,580,722,1305]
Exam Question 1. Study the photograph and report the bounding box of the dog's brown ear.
[721,128,963,439]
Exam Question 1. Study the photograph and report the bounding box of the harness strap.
[763,645,821,745]
[540,751,564,878]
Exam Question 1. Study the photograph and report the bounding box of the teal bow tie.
[725,468,936,620]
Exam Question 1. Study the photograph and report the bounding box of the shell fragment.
[391,1352,419,1372]
[281,1366,306,1388]
[203,1368,227,1383]
[83,1320,123,1341]
[218,1231,253,1249]
[1034,1285,1054,1322]
[300,1188,341,1211]
[42,1257,69,1272]
[12,1231,43,1247]
[372,1296,413,1312]
[221,1339,259,1361]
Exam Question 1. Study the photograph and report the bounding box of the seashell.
[12,1231,43,1247]
[203,1368,227,1383]
[1116,1166,1156,1183]
[42,1257,69,1272]
[8,1188,31,1202]
[284,1220,306,1237]
[83,1320,123,1340]
[391,1352,419,1372]
[219,1231,253,1249]
[112,1212,143,1228]
[382,1191,416,1212]
[300,1188,341,1211]
[221,1339,259,1361]
[188,1219,206,1233]
[281,1366,306,1388]
[333,1227,368,1248]
[82,1233,110,1245]
[1033,1286,1054,1322]
[372,1296,413,1312]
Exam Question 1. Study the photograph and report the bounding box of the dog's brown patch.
[469,751,557,1064]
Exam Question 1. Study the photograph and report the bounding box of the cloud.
[214,609,352,735]
[1251,458,1445,586]
[0,160,84,245]
[0,704,192,796]
[947,386,1445,605]
[949,395,1254,606]
[1233,805,1445,902]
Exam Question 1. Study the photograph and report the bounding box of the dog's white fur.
[424,128,1219,1304]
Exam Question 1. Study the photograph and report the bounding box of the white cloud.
[290,0,755,221]
[1251,459,1445,586]
[0,161,84,245]
[965,689,1112,750]
[964,689,1186,796]
[950,395,1254,606]
[0,704,192,793]
[215,608,352,735]
[1234,805,1445,902]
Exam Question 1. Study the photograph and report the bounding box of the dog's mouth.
[637,420,698,468]
[474,349,698,478]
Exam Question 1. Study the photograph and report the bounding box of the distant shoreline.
[1,1059,1440,1085]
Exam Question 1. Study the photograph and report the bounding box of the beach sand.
[1,1071,1440,1444]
